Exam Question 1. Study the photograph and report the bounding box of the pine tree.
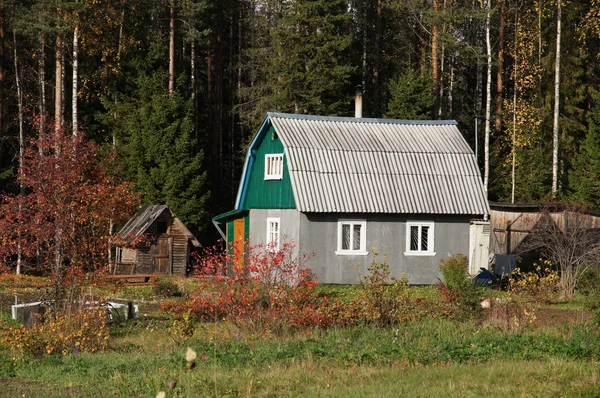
[239,0,355,129]
[385,68,434,120]
[118,75,209,235]
[570,97,600,208]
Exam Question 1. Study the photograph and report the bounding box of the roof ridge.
[268,112,457,126]
[287,145,473,154]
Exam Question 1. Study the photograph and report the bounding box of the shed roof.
[237,113,489,215]
[116,204,200,246]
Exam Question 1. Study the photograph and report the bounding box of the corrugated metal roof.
[268,113,489,215]
[116,204,200,246]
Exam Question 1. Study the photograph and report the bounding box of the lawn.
[1,276,599,397]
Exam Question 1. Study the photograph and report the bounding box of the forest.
[1,0,600,243]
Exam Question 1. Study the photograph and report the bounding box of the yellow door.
[233,218,245,275]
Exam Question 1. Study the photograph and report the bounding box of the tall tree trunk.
[0,1,5,138]
[551,0,561,195]
[512,15,518,204]
[191,39,198,138]
[432,0,440,119]
[439,44,445,117]
[495,0,505,134]
[449,57,454,116]
[169,0,175,96]
[484,0,492,200]
[14,31,24,275]
[55,22,63,135]
[230,10,235,199]
[39,34,46,138]
[72,1,79,137]
[361,5,367,89]
[373,0,382,115]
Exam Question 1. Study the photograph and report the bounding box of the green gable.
[241,124,296,209]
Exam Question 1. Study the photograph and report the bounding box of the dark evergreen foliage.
[3,0,600,244]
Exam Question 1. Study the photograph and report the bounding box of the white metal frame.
[266,217,281,251]
[336,220,368,255]
[264,153,284,180]
[404,221,436,256]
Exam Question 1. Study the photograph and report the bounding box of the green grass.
[2,280,600,396]
[2,354,599,397]
[3,320,600,397]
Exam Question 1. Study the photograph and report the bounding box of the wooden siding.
[242,124,296,209]
[490,207,600,255]
[121,248,136,264]
[171,219,191,276]
[115,208,195,276]
[134,244,153,274]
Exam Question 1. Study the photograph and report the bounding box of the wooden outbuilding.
[113,205,200,276]
[489,202,600,255]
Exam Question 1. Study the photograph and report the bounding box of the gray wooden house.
[113,205,200,276]
[213,113,489,284]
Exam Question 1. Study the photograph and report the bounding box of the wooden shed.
[489,202,600,255]
[113,205,200,276]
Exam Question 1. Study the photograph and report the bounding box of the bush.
[0,274,50,289]
[355,251,414,326]
[438,254,482,318]
[508,260,560,304]
[163,241,327,336]
[578,267,600,311]
[2,308,109,357]
[153,279,181,297]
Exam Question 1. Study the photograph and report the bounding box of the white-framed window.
[264,154,284,180]
[336,220,367,255]
[266,217,280,250]
[404,221,436,256]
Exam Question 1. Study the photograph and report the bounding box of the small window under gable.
[336,220,367,255]
[265,154,284,180]
[157,221,168,234]
[405,221,436,256]
[266,217,280,251]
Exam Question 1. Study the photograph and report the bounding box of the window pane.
[342,224,350,250]
[353,224,361,250]
[421,226,429,251]
[410,226,419,251]
[268,221,279,248]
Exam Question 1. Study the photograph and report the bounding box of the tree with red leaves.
[0,128,139,289]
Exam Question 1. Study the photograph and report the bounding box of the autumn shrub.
[577,267,600,312]
[484,262,557,332]
[354,251,415,326]
[2,307,109,357]
[0,274,50,289]
[485,297,537,333]
[508,260,560,305]
[314,251,453,328]
[153,279,181,297]
[438,253,482,319]
[163,240,327,336]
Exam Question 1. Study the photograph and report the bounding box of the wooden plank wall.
[490,208,600,255]
[134,244,153,274]
[115,210,194,276]
[170,219,191,276]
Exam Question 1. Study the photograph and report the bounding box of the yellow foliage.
[509,260,560,304]
[2,309,109,357]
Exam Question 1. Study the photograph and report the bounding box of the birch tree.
[551,0,561,195]
[484,0,492,199]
